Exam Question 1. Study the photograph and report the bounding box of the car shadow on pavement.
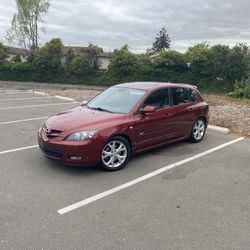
[38,138,206,177]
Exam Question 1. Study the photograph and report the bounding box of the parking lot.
[0,90,250,250]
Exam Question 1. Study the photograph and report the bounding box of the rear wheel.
[190,118,206,143]
[101,136,131,171]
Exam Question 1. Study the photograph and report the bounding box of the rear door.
[167,87,199,139]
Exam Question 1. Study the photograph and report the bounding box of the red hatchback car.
[38,82,209,171]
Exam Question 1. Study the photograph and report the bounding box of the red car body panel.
[38,82,209,167]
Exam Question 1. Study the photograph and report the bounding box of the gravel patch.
[204,95,250,138]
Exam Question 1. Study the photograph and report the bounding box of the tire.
[190,118,206,143]
[101,136,131,171]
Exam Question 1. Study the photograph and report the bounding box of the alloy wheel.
[102,140,128,169]
[193,119,205,141]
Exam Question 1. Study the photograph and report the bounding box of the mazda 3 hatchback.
[38,82,209,171]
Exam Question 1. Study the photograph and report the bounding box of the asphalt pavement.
[0,90,249,250]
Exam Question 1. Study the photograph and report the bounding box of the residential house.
[5,45,112,70]
[62,46,112,70]
[6,46,28,62]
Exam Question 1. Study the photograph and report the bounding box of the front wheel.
[190,118,206,143]
[101,136,131,171]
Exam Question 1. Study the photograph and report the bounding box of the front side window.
[142,88,170,110]
[172,88,197,105]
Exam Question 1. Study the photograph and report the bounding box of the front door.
[131,88,174,150]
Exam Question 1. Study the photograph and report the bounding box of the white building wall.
[99,57,111,70]
[6,54,27,62]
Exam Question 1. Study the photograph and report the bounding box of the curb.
[34,91,48,96]
[54,95,75,102]
[207,125,230,134]
[33,90,87,104]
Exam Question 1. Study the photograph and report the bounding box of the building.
[4,45,112,70]
[5,46,28,62]
[62,46,112,70]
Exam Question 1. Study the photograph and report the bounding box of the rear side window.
[172,88,197,105]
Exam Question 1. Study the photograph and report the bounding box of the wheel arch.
[106,133,133,151]
[197,116,208,127]
[113,134,132,148]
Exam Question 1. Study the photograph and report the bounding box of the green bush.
[106,45,142,83]
[0,39,249,92]
[0,63,40,81]
[228,82,250,99]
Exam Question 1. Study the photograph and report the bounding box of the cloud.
[0,0,250,52]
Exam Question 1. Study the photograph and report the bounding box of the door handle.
[188,108,196,112]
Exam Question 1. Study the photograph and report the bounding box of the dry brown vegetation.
[204,95,250,138]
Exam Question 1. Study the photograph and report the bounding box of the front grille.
[43,124,62,138]
[39,144,63,159]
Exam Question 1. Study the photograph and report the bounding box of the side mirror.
[141,105,156,114]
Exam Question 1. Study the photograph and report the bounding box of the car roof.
[116,82,197,91]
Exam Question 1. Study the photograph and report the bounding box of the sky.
[0,0,250,53]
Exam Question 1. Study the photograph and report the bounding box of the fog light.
[69,156,82,161]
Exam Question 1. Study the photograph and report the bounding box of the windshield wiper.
[88,106,114,113]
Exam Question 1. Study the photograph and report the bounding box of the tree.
[11,53,22,63]
[107,45,141,83]
[154,50,187,69]
[137,52,155,81]
[225,43,249,84]
[71,43,101,78]
[154,50,189,82]
[210,44,231,81]
[64,48,76,76]
[152,27,171,53]
[6,0,51,53]
[185,43,214,82]
[33,38,63,77]
[0,43,9,64]
[82,43,101,70]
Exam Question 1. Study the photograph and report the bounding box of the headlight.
[66,131,97,141]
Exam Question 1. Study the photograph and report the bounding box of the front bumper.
[38,128,103,167]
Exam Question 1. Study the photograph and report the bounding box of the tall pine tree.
[152,27,171,53]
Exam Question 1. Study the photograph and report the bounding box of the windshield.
[87,87,146,114]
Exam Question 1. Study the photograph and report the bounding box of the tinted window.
[142,88,170,110]
[189,89,198,102]
[172,88,197,105]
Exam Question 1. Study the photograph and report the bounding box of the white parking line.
[0,145,38,155]
[0,97,52,102]
[57,137,244,215]
[0,116,48,125]
[0,102,79,110]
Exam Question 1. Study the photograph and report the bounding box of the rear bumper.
[38,129,103,167]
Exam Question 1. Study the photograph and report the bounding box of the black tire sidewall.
[101,136,131,171]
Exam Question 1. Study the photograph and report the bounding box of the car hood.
[45,106,125,132]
